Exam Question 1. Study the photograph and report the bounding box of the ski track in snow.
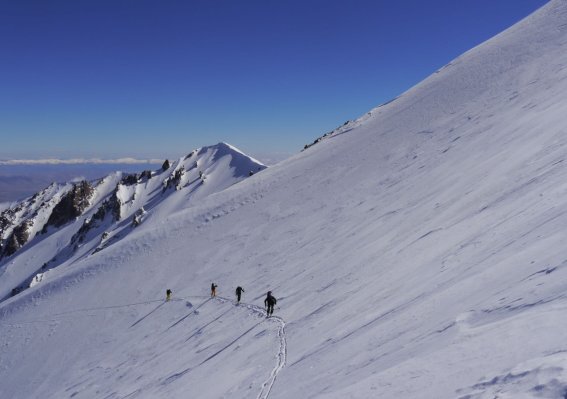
[152,295,287,398]
[214,296,287,399]
[6,295,288,398]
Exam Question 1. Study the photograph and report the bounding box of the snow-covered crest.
[0,143,265,300]
[2,2,567,398]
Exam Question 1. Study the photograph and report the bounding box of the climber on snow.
[235,286,245,303]
[211,283,218,298]
[264,291,277,317]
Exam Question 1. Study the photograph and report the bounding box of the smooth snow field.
[3,1,567,398]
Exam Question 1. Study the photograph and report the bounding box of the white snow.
[0,143,265,301]
[2,1,567,398]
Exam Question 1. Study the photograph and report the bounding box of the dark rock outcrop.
[3,220,32,257]
[92,204,106,221]
[71,218,93,245]
[132,207,146,227]
[140,170,152,181]
[107,187,122,221]
[121,174,139,186]
[163,166,185,192]
[303,120,353,151]
[0,209,16,237]
[45,181,94,228]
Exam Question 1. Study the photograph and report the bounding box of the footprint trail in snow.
[215,296,287,399]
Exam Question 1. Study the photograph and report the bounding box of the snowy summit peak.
[200,142,266,167]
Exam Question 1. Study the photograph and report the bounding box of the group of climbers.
[165,284,278,317]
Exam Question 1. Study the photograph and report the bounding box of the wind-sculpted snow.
[3,1,567,398]
[455,353,567,399]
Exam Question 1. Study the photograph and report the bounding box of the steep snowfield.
[3,1,567,398]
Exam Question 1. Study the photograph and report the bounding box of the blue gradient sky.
[0,0,548,161]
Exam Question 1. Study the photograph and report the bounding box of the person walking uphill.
[264,291,277,317]
[166,289,172,302]
[235,286,245,303]
[211,283,218,298]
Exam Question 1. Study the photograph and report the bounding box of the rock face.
[163,166,186,191]
[161,159,171,171]
[45,181,94,228]
[107,187,122,221]
[120,174,139,186]
[0,209,16,243]
[3,220,32,257]
[132,207,146,227]
[302,120,356,151]
[140,170,152,181]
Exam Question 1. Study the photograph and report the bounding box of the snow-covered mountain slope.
[0,143,265,301]
[3,1,567,398]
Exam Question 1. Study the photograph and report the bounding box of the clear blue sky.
[0,0,549,161]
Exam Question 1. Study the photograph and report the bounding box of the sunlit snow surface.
[0,143,265,301]
[3,1,567,398]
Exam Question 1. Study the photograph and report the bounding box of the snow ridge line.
[215,296,287,399]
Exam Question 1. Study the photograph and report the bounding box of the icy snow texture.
[3,1,567,398]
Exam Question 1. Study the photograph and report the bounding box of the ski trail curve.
[215,297,287,399]
[256,317,286,399]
